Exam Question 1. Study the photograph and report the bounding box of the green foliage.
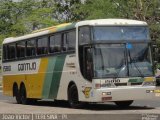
[0,0,159,55]
[54,0,83,22]
[0,0,57,43]
[79,0,121,19]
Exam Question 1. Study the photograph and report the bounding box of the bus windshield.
[93,26,150,41]
[93,43,153,78]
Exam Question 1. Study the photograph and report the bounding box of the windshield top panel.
[93,26,150,41]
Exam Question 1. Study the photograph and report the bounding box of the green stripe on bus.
[42,57,56,98]
[48,55,66,99]
[128,78,144,83]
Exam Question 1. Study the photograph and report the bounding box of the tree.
[0,0,57,43]
[54,0,85,22]
[80,0,121,19]
[23,0,57,31]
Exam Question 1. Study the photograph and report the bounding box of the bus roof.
[75,19,147,27]
[3,19,147,44]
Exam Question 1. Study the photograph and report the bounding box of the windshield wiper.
[128,50,144,78]
[113,47,127,78]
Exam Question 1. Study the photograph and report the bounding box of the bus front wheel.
[115,100,133,108]
[68,84,82,108]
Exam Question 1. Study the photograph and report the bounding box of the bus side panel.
[26,58,48,99]
[55,55,76,100]
[3,75,25,96]
[3,58,48,99]
[56,54,93,101]
[42,55,66,99]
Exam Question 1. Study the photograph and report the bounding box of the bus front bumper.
[92,86,158,102]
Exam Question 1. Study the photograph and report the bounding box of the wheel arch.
[67,81,77,98]
[20,82,25,89]
[68,81,76,90]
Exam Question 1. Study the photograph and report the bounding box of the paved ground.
[0,92,160,120]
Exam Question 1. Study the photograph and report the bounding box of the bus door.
[79,46,93,81]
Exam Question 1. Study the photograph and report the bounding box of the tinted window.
[17,41,26,58]
[26,40,36,57]
[93,26,150,41]
[37,37,48,55]
[49,34,61,53]
[62,33,67,52]
[8,43,16,59]
[79,26,90,45]
[3,45,8,60]
[67,30,76,51]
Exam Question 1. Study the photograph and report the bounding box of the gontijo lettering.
[18,62,36,71]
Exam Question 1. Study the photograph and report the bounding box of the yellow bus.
[2,19,157,108]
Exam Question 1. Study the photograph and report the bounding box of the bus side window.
[49,36,55,53]
[49,34,61,53]
[17,41,26,58]
[37,36,48,55]
[8,43,16,60]
[79,26,90,45]
[26,40,36,57]
[62,33,67,52]
[3,45,8,61]
[67,30,76,51]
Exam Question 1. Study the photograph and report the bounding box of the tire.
[13,85,21,104]
[27,98,38,105]
[20,85,28,105]
[115,100,133,108]
[68,84,83,108]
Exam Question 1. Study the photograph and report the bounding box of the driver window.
[79,26,90,45]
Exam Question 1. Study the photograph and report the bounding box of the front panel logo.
[82,87,92,98]
[18,62,36,71]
